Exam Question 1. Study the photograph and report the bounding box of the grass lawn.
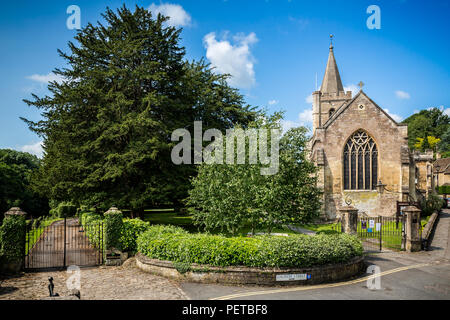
[143,210,434,246]
[143,209,301,236]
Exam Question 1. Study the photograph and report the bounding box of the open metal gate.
[24,217,104,270]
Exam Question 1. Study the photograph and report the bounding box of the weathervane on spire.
[329,34,334,48]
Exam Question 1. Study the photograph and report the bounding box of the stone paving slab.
[0,258,188,300]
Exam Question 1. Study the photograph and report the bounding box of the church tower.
[312,39,352,133]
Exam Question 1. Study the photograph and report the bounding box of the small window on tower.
[329,108,336,117]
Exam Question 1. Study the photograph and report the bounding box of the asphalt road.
[181,211,450,300]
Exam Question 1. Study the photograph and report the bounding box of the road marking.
[210,262,435,300]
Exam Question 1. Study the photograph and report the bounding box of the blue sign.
[367,228,373,233]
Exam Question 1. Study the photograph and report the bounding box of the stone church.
[309,42,433,220]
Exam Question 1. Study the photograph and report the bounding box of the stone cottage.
[309,42,432,219]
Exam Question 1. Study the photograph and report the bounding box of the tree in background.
[187,113,321,235]
[414,136,441,153]
[438,127,450,158]
[0,149,49,219]
[402,108,450,152]
[22,6,256,216]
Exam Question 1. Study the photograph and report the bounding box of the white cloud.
[344,84,359,97]
[280,109,313,133]
[26,73,65,84]
[148,3,191,27]
[443,108,450,117]
[203,32,258,89]
[383,109,403,123]
[305,94,313,104]
[395,90,411,100]
[268,100,278,105]
[20,141,44,158]
[298,109,313,125]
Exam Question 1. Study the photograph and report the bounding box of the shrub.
[80,212,104,248]
[0,215,26,262]
[437,185,450,195]
[120,218,150,253]
[420,193,444,217]
[137,226,363,268]
[104,209,123,251]
[50,202,77,218]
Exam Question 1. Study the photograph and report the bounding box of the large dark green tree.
[22,6,256,216]
[0,149,49,219]
[402,108,450,151]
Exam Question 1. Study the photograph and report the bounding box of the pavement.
[181,210,450,300]
[0,258,188,300]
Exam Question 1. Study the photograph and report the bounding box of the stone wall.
[312,91,410,218]
[135,254,365,287]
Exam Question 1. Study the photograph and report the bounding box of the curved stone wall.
[135,253,365,286]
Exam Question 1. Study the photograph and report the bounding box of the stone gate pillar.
[403,206,422,252]
[339,206,358,235]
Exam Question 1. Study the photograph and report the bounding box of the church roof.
[320,45,344,94]
[322,90,406,129]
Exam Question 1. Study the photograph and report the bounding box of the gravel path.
[0,258,188,300]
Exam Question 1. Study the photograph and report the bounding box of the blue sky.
[1,0,449,157]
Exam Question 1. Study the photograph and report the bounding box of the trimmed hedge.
[437,185,450,195]
[0,215,26,262]
[104,209,123,251]
[80,213,151,254]
[80,212,104,248]
[120,219,151,253]
[137,225,364,268]
[50,202,77,218]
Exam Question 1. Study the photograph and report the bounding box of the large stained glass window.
[343,130,378,190]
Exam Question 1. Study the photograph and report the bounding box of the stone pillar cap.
[402,206,421,212]
[4,207,27,217]
[105,206,121,214]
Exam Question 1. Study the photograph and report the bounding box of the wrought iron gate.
[24,217,104,270]
[333,215,405,252]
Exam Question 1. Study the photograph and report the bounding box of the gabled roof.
[320,45,344,94]
[322,90,406,129]
[434,158,450,173]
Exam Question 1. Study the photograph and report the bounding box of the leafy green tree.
[0,149,49,219]
[22,6,256,216]
[403,108,450,151]
[187,114,321,235]
[438,127,450,158]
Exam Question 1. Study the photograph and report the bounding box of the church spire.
[320,35,344,94]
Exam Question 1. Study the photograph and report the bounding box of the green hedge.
[80,212,104,248]
[50,202,77,218]
[104,209,123,251]
[80,213,151,254]
[120,219,150,253]
[0,215,26,262]
[437,185,450,195]
[137,225,363,268]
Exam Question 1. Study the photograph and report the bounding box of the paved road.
[181,211,450,300]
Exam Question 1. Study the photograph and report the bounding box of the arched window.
[343,130,378,190]
[329,108,335,117]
